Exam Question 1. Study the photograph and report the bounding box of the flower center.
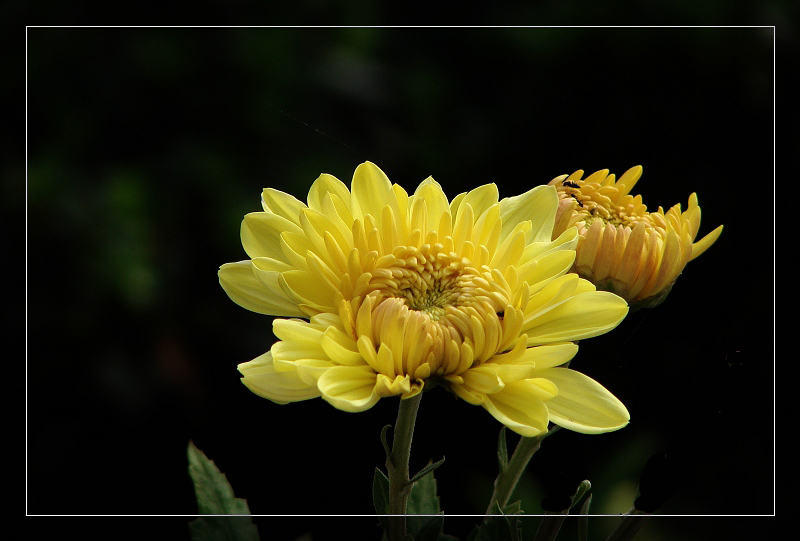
[339,243,519,380]
[391,262,462,320]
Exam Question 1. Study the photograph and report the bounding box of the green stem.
[386,393,423,541]
[486,426,559,514]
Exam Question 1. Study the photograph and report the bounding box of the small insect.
[496,311,505,320]
[563,180,580,188]
[570,193,584,207]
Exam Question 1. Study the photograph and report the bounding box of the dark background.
[25,25,776,540]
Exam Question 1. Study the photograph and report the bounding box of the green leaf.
[409,456,445,485]
[373,467,391,515]
[187,441,259,541]
[373,467,393,538]
[407,463,441,515]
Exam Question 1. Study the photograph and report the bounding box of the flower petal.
[458,183,499,222]
[538,367,629,434]
[241,212,302,260]
[411,178,450,236]
[524,290,629,346]
[280,269,338,313]
[261,188,307,225]
[482,380,551,437]
[494,341,578,370]
[238,352,321,403]
[317,366,380,412]
[307,173,351,213]
[499,184,558,243]
[460,364,506,394]
[690,224,723,261]
[321,326,366,366]
[219,261,305,317]
[350,161,394,220]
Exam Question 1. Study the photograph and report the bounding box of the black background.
[26,24,776,540]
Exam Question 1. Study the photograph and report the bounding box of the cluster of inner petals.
[335,242,525,385]
[560,183,646,229]
[552,175,674,241]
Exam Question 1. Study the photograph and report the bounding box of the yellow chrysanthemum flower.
[548,166,724,308]
[219,162,630,436]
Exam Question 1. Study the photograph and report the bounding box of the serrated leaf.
[187,441,259,541]
[188,441,252,516]
[407,465,441,515]
[409,456,445,485]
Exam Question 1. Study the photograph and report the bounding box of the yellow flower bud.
[548,166,723,308]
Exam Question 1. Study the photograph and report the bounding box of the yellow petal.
[524,290,628,346]
[307,173,351,213]
[292,359,336,386]
[238,352,321,403]
[495,342,579,370]
[518,249,577,293]
[261,188,307,225]
[317,366,380,412]
[482,381,551,437]
[219,261,304,317]
[411,178,450,236]
[538,367,629,434]
[690,224,723,261]
[459,183,499,223]
[241,212,302,260]
[280,269,338,313]
[499,184,558,243]
[615,165,643,197]
[321,326,366,366]
[374,373,414,397]
[350,161,394,221]
[460,364,506,394]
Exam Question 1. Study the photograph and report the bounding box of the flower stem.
[386,393,423,541]
[486,426,559,514]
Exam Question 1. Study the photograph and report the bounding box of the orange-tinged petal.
[549,166,722,305]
